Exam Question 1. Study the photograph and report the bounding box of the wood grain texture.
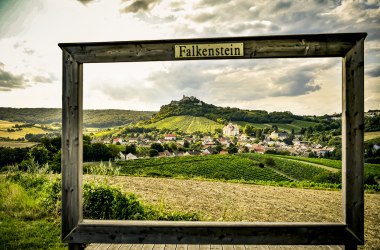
[60,33,366,248]
[342,38,365,245]
[58,33,367,63]
[61,49,84,250]
[64,221,360,245]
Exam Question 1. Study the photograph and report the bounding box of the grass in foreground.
[0,175,67,250]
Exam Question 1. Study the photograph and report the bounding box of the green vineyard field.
[116,154,291,182]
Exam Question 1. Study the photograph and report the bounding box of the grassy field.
[89,175,380,249]
[143,115,223,134]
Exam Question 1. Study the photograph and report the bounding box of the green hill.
[0,108,154,128]
[149,95,297,124]
[143,115,223,134]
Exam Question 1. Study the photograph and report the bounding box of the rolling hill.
[0,108,154,128]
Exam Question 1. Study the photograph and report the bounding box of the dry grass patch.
[84,175,380,248]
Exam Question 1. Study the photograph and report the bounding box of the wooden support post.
[342,38,365,245]
[62,49,84,250]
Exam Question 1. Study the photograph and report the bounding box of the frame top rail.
[58,33,367,63]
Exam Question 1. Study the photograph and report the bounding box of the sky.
[0,0,379,115]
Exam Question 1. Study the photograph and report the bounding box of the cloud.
[122,0,160,13]
[13,41,35,55]
[229,21,281,34]
[197,0,231,7]
[366,65,380,78]
[77,0,95,5]
[272,1,292,12]
[270,71,321,97]
[32,74,56,84]
[0,63,28,91]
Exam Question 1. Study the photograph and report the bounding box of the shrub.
[6,172,47,190]
[83,183,146,220]
[39,177,62,216]
[312,171,341,184]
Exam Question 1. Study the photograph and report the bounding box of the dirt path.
[84,175,379,249]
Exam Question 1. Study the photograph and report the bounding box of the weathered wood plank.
[96,244,113,250]
[119,244,133,250]
[129,244,143,250]
[153,245,166,250]
[342,38,365,245]
[176,245,188,250]
[108,244,122,250]
[85,244,100,250]
[141,244,154,250]
[66,221,360,245]
[164,245,177,250]
[222,245,234,250]
[233,245,246,250]
[187,245,199,250]
[61,49,84,250]
[199,245,210,250]
[210,245,222,250]
[58,33,367,63]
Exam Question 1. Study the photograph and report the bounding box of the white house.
[223,123,239,137]
[164,134,177,141]
[126,153,138,160]
[269,131,288,141]
[118,152,126,160]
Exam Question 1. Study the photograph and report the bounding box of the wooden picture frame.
[59,33,366,249]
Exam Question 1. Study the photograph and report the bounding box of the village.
[92,122,336,161]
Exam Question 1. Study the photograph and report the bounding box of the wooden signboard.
[59,33,366,250]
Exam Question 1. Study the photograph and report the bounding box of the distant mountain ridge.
[149,95,298,124]
[0,108,155,128]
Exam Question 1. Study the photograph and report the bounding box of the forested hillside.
[149,96,298,124]
[0,108,154,128]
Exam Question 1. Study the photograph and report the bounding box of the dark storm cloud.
[366,66,380,78]
[0,63,28,91]
[122,0,160,13]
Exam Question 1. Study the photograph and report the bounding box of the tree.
[29,145,49,164]
[227,143,238,154]
[125,144,137,154]
[243,124,254,135]
[183,140,190,148]
[149,149,159,157]
[150,142,164,152]
[168,142,178,152]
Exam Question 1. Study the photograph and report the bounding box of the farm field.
[112,154,380,191]
[115,154,292,183]
[0,141,39,148]
[0,120,54,140]
[365,131,380,141]
[143,115,223,134]
[86,175,380,249]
